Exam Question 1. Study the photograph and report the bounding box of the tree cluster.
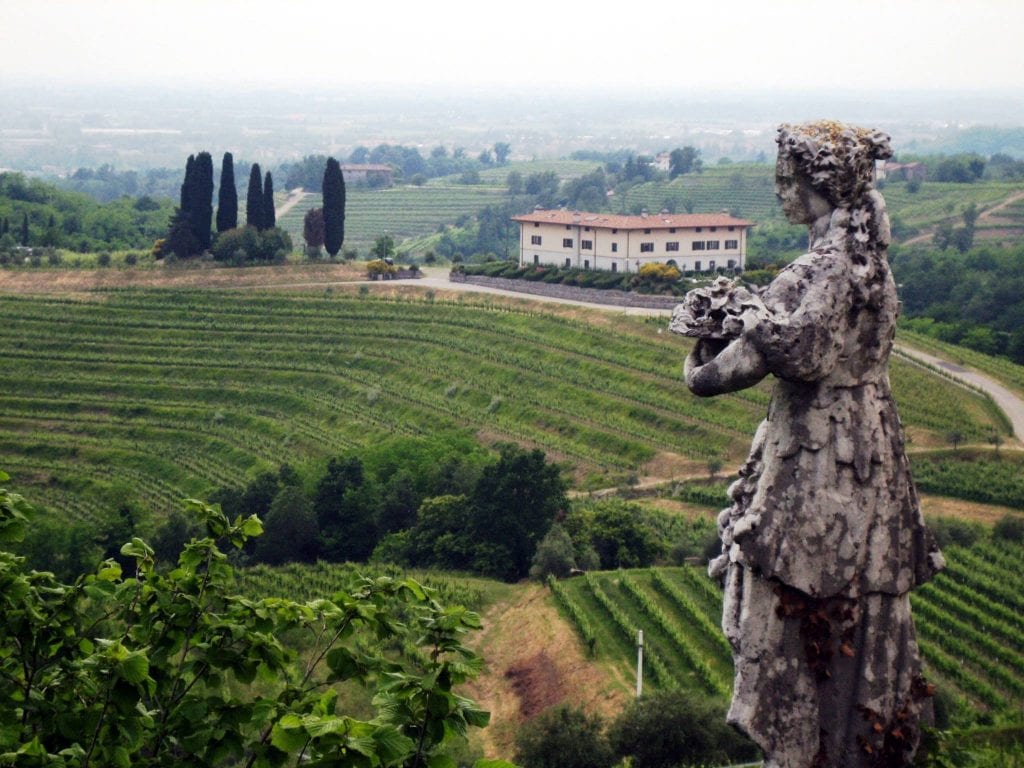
[159,152,292,262]
[891,241,1024,362]
[58,165,184,203]
[202,438,567,582]
[514,692,758,768]
[0,472,501,768]
[0,172,174,253]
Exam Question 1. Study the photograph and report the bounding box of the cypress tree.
[20,212,29,246]
[322,157,345,257]
[180,154,196,216]
[193,151,214,251]
[262,171,276,231]
[216,152,238,233]
[246,163,263,229]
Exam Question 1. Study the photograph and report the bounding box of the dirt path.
[901,189,1024,247]
[275,187,307,219]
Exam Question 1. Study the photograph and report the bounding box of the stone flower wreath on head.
[776,121,894,251]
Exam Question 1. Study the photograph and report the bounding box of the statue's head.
[775,121,892,211]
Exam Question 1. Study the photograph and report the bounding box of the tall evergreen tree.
[20,212,29,246]
[192,151,214,251]
[216,152,238,233]
[262,171,276,231]
[180,154,196,215]
[246,163,263,229]
[322,157,345,257]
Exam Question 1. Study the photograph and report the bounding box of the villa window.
[563,238,573,248]
[692,241,706,251]
[725,239,738,249]
[640,242,654,253]
[531,235,542,245]
[666,242,679,252]
[707,240,720,250]
[611,243,619,253]
[581,239,593,250]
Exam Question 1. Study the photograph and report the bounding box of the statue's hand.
[685,334,768,397]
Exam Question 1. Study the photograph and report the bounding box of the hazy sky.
[2,0,1022,92]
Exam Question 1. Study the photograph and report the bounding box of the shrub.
[637,262,681,282]
[608,690,758,768]
[124,251,138,266]
[930,517,982,548]
[515,706,615,768]
[993,514,1024,543]
[46,250,62,266]
[212,226,292,264]
[96,251,111,267]
[366,259,399,278]
[529,522,577,580]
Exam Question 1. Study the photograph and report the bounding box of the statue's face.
[775,160,831,225]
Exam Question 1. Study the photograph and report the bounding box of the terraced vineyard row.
[0,290,1006,524]
[551,546,1024,721]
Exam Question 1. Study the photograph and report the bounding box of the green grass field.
[0,289,1007,526]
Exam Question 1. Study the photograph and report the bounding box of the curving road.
[894,344,1024,440]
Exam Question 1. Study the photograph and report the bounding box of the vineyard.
[0,289,1007,525]
[276,185,508,255]
[548,546,1024,726]
[619,164,782,223]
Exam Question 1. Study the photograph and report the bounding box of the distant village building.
[340,164,393,187]
[511,209,754,273]
[877,161,926,183]
[653,152,671,172]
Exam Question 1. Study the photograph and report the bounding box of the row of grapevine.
[583,573,680,690]
[618,573,728,696]
[649,570,730,658]
[548,576,597,655]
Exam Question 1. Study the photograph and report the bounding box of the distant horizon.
[3,1,1022,94]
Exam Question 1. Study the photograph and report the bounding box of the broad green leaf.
[325,647,362,681]
[117,650,150,685]
[120,537,153,561]
[474,761,521,768]
[371,725,415,764]
[270,716,308,753]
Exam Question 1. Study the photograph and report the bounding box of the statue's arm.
[749,254,851,382]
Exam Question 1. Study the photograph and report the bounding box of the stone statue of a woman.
[673,121,945,768]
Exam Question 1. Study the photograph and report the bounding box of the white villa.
[511,209,754,273]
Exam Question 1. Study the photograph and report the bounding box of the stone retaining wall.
[449,273,680,309]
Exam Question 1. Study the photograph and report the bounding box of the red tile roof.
[511,209,754,230]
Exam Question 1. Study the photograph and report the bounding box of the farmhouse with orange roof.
[511,208,754,273]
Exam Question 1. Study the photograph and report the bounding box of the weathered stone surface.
[673,121,944,768]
